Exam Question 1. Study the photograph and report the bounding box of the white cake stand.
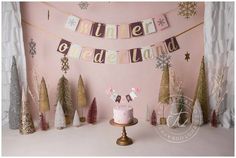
[109,118,138,146]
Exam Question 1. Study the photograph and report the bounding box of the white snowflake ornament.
[156,53,171,70]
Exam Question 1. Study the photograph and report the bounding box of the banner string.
[42,2,178,24]
[22,18,204,48]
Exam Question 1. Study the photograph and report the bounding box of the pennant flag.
[142,18,156,35]
[57,39,71,55]
[130,22,144,37]
[164,36,180,53]
[105,24,117,39]
[110,92,118,102]
[65,15,80,31]
[77,19,93,35]
[130,91,137,100]
[130,48,143,63]
[155,14,169,31]
[141,46,154,61]
[126,95,132,102]
[93,49,106,63]
[67,44,82,58]
[118,24,130,39]
[80,47,94,62]
[105,50,117,64]
[154,42,169,57]
[115,95,121,103]
[91,22,106,38]
[118,50,130,64]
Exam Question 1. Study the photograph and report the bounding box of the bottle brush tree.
[57,75,73,125]
[39,77,50,130]
[211,110,217,128]
[9,56,22,129]
[77,75,88,122]
[151,110,157,126]
[54,101,66,130]
[178,94,187,125]
[72,110,81,127]
[87,98,97,124]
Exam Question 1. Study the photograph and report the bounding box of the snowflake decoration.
[67,18,77,27]
[29,38,36,58]
[157,18,165,26]
[156,53,171,70]
[78,2,89,10]
[61,55,69,73]
[178,2,197,19]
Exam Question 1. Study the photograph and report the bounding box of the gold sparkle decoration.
[185,52,190,61]
[178,2,197,19]
[61,55,69,73]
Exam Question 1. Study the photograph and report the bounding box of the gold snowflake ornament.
[178,2,197,19]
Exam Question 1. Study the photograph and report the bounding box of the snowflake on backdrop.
[61,55,69,73]
[156,53,171,70]
[178,2,197,19]
[78,2,89,10]
[29,38,36,58]
[157,18,166,26]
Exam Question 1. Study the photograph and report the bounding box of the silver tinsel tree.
[9,56,22,129]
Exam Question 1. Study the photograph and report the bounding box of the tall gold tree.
[57,75,73,125]
[158,65,170,125]
[39,77,50,130]
[77,75,87,122]
[193,56,209,124]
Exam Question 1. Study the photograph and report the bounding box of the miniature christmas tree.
[178,94,187,125]
[54,101,66,129]
[167,102,179,128]
[77,75,88,122]
[192,99,203,126]
[19,88,35,134]
[211,110,217,128]
[72,110,81,127]
[57,75,73,125]
[159,65,170,104]
[158,65,169,125]
[9,56,22,129]
[151,110,157,126]
[87,98,97,124]
[39,77,50,130]
[193,57,209,124]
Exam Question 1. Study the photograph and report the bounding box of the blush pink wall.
[21,2,204,124]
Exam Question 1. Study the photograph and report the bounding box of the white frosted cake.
[113,105,133,124]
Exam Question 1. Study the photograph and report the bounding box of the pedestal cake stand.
[109,118,138,146]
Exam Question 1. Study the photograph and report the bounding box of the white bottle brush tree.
[54,101,66,129]
[72,110,81,127]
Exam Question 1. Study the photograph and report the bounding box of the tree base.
[80,117,86,122]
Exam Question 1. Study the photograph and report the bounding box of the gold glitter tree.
[19,88,35,135]
[39,77,50,130]
[193,57,209,124]
[77,75,87,122]
[159,65,170,104]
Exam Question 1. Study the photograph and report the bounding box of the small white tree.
[73,110,81,127]
[54,101,66,129]
[192,99,203,126]
[167,102,179,128]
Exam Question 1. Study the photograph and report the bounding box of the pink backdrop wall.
[20,2,204,124]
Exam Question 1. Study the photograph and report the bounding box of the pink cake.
[113,105,133,124]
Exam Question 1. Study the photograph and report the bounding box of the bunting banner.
[57,36,180,64]
[43,2,170,39]
[65,14,169,39]
[106,88,141,103]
